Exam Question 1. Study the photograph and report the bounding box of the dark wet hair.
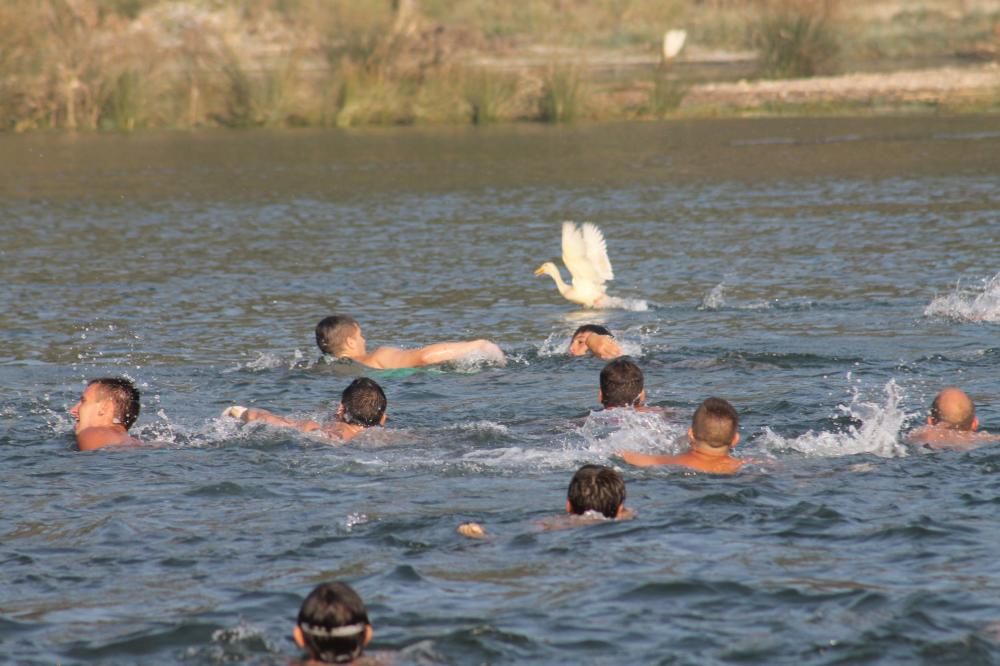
[297,581,370,664]
[573,324,614,338]
[340,378,386,427]
[599,358,644,408]
[89,377,140,430]
[567,464,626,518]
[691,397,739,448]
[316,315,360,356]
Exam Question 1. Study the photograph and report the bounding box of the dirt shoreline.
[683,62,1000,110]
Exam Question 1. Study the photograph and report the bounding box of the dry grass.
[0,0,996,131]
[753,0,842,78]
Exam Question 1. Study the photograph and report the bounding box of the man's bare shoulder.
[319,421,363,443]
[907,426,1000,451]
[76,427,142,451]
[361,346,408,369]
[536,509,635,532]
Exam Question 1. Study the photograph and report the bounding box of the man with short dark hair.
[566,464,628,519]
[315,315,504,369]
[568,324,622,360]
[293,581,374,664]
[906,386,1000,450]
[621,397,742,474]
[69,377,143,451]
[599,358,647,409]
[457,464,633,538]
[224,377,387,443]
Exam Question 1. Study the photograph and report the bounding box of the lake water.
[1,117,999,665]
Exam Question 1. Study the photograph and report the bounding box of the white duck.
[534,221,615,308]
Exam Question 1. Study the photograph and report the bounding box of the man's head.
[690,397,739,450]
[566,464,626,519]
[929,386,978,431]
[294,581,373,664]
[70,377,140,432]
[569,324,613,357]
[599,358,645,408]
[337,378,387,427]
[316,316,365,358]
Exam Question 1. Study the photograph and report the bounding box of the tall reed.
[647,70,687,118]
[536,65,583,123]
[754,0,841,78]
[463,69,519,124]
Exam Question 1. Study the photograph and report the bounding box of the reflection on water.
[1,118,1000,664]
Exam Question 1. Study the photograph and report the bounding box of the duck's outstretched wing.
[562,221,614,286]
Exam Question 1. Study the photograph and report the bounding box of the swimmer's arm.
[242,408,321,433]
[619,450,677,467]
[587,334,622,360]
[368,340,504,369]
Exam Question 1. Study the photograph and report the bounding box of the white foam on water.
[448,421,512,436]
[924,272,1000,323]
[230,349,313,372]
[757,380,912,458]
[454,411,679,471]
[579,409,687,457]
[212,622,265,645]
[344,512,370,531]
[699,282,726,310]
[598,295,649,312]
[449,348,507,372]
[536,331,568,358]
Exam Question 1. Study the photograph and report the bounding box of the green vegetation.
[536,65,584,123]
[0,0,996,131]
[753,0,841,78]
[647,71,688,118]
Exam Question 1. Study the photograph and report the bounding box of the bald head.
[929,387,977,431]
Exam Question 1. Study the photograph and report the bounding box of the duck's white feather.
[561,222,614,288]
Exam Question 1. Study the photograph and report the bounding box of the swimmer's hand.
[222,405,248,420]
[457,522,487,539]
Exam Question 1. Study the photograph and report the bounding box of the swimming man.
[906,386,1000,450]
[316,315,504,370]
[69,377,143,451]
[294,581,375,664]
[621,397,742,474]
[224,377,387,443]
[568,324,622,360]
[598,357,662,413]
[458,464,633,538]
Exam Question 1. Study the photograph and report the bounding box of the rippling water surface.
[2,117,1000,664]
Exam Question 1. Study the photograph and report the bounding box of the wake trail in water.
[598,295,649,311]
[757,380,912,458]
[924,272,1000,323]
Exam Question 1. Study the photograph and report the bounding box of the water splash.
[537,331,568,358]
[924,272,1000,323]
[757,380,912,458]
[578,409,687,457]
[597,296,649,312]
[699,282,726,310]
[449,348,507,372]
[233,349,312,372]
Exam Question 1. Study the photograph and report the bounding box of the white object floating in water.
[535,222,615,309]
[663,29,687,61]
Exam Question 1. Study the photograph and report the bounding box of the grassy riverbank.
[2,0,998,131]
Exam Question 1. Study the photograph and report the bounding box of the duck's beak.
[533,265,545,276]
